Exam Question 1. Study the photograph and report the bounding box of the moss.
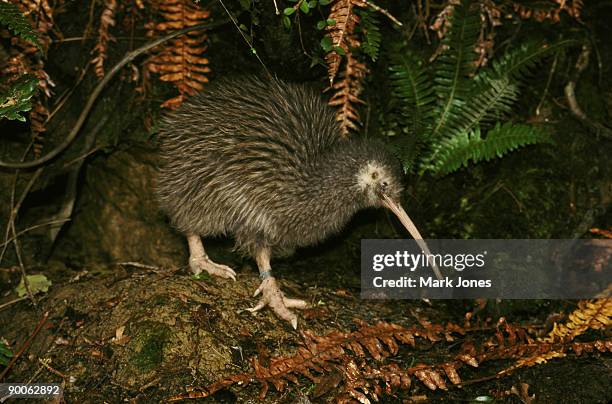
[128,321,171,372]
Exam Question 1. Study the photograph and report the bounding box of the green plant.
[0,340,13,366]
[0,2,39,122]
[0,2,40,49]
[356,8,381,62]
[387,0,569,175]
[0,75,38,122]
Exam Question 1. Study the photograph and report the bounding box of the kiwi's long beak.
[381,194,443,280]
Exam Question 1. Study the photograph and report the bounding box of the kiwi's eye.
[381,181,388,189]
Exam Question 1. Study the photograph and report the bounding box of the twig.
[0,219,70,249]
[0,168,44,259]
[44,63,91,125]
[564,44,612,140]
[116,262,161,270]
[0,296,28,311]
[0,19,230,169]
[217,0,271,78]
[38,358,67,379]
[535,50,559,117]
[0,311,49,381]
[10,220,35,305]
[364,0,403,27]
[53,36,151,43]
[0,167,43,305]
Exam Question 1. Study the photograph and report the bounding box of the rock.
[53,144,186,267]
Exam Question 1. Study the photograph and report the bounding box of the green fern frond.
[389,50,436,136]
[357,9,381,62]
[478,40,574,84]
[426,122,552,175]
[0,2,40,49]
[423,78,520,169]
[447,77,519,135]
[0,75,38,122]
[431,0,480,137]
[387,129,422,174]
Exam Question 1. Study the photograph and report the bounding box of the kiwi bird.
[156,76,440,328]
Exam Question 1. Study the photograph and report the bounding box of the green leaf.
[326,18,336,26]
[283,7,296,16]
[319,0,331,5]
[283,15,291,29]
[308,0,318,8]
[316,20,326,30]
[333,45,345,56]
[426,122,552,175]
[0,2,40,49]
[0,75,38,122]
[299,1,310,13]
[15,274,52,298]
[320,36,333,52]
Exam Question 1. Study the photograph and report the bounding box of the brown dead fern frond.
[328,52,368,137]
[541,299,612,343]
[324,0,372,137]
[465,316,612,382]
[325,0,364,85]
[590,228,612,239]
[511,0,583,23]
[91,0,117,79]
[168,315,612,402]
[168,319,466,401]
[146,0,211,109]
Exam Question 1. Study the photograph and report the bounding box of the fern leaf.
[426,122,551,175]
[357,8,381,62]
[325,0,364,85]
[389,50,436,134]
[147,0,211,109]
[447,77,519,135]
[0,2,40,49]
[329,53,368,137]
[478,40,574,84]
[430,0,480,137]
[0,75,38,122]
[388,50,436,172]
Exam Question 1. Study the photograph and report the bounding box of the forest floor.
[1,255,611,403]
